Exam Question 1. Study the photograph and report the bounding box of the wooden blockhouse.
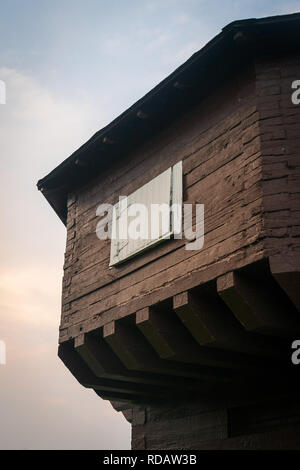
[38,13,300,449]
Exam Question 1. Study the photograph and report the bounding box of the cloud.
[0,67,103,174]
[173,12,190,25]
[0,68,130,449]
[0,266,60,328]
[0,272,130,449]
[0,68,108,269]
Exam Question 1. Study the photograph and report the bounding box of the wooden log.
[173,291,221,345]
[74,332,113,377]
[217,270,299,336]
[136,306,182,359]
[103,320,153,371]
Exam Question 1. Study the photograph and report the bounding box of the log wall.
[57,51,300,450]
[60,62,268,342]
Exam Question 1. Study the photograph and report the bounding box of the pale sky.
[0,0,299,450]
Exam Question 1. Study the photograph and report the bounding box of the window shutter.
[109,162,182,266]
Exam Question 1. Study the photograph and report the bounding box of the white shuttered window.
[109,161,182,266]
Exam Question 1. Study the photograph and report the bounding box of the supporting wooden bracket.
[217,270,299,336]
[173,290,283,359]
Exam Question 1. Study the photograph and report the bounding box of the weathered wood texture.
[59,55,300,343]
[59,64,268,342]
[256,55,300,310]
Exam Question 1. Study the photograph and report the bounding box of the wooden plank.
[136,307,174,359]
[173,292,215,345]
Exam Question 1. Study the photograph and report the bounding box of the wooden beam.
[173,291,216,345]
[172,291,283,359]
[217,271,299,336]
[103,319,235,380]
[103,320,151,371]
[74,331,192,388]
[74,332,111,377]
[104,318,265,374]
[136,307,238,379]
[136,306,244,364]
[136,307,177,359]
